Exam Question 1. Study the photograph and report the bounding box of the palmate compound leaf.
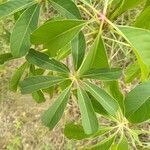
[10,4,40,57]
[26,49,70,73]
[78,32,123,111]
[0,0,36,19]
[83,81,119,116]
[20,75,67,94]
[42,86,71,129]
[31,19,86,56]
[125,81,150,123]
[119,26,150,80]
[77,86,99,134]
[82,68,122,81]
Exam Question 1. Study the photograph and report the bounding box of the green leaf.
[125,81,150,123]
[59,79,72,90]
[32,90,46,103]
[145,0,150,8]
[50,0,86,70]
[10,4,40,57]
[82,68,122,81]
[72,32,86,70]
[134,6,150,30]
[42,86,71,129]
[64,123,90,140]
[20,75,66,94]
[26,49,70,73]
[14,9,25,21]
[31,19,86,55]
[0,53,13,64]
[79,33,109,76]
[125,62,140,83]
[117,135,129,150]
[105,81,124,112]
[119,26,150,80]
[111,0,145,20]
[87,134,115,150]
[64,123,111,140]
[29,64,46,103]
[89,93,108,115]
[50,0,86,66]
[56,44,71,60]
[9,62,28,92]
[77,86,99,134]
[83,81,119,116]
[0,0,36,19]
[49,0,82,19]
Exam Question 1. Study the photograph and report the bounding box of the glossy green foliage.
[77,86,99,134]
[79,34,109,76]
[20,76,66,94]
[117,135,129,150]
[111,0,144,19]
[64,123,91,140]
[0,0,150,149]
[10,62,28,91]
[87,134,115,150]
[125,62,140,83]
[31,19,86,56]
[135,6,150,30]
[0,53,13,64]
[26,49,69,73]
[10,4,40,57]
[82,68,122,81]
[0,0,36,19]
[83,81,119,116]
[72,32,86,70]
[119,26,150,80]
[42,86,71,129]
[64,122,111,140]
[32,90,46,103]
[125,81,150,123]
[49,0,82,19]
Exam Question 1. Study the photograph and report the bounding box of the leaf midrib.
[0,0,36,19]
[78,88,93,132]
[83,70,120,77]
[21,78,65,90]
[47,21,86,44]
[50,0,80,19]
[127,96,150,118]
